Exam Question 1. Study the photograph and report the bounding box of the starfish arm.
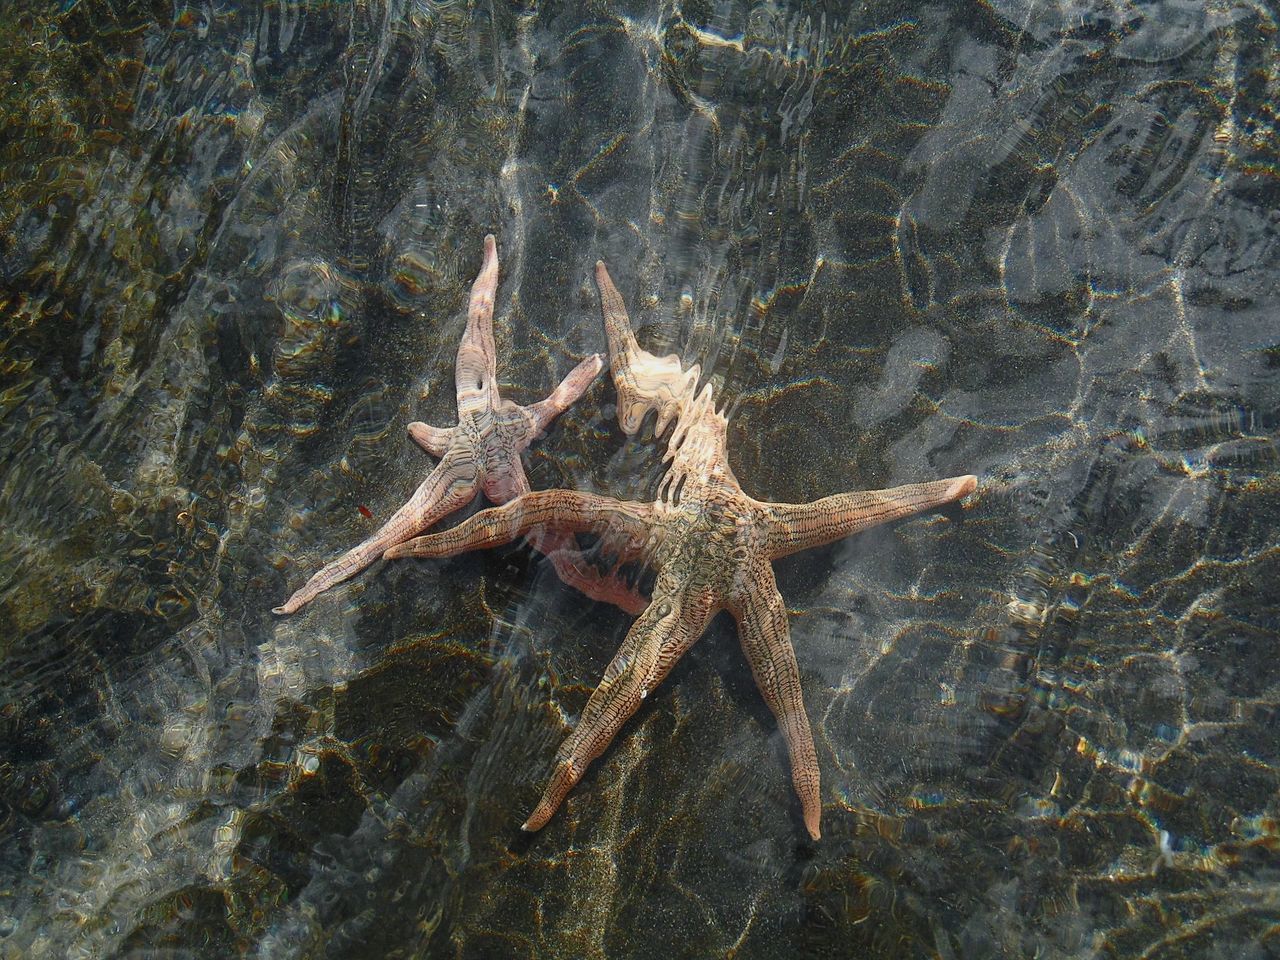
[486,471,650,615]
[594,261,700,436]
[273,455,478,615]
[519,350,604,430]
[454,234,500,411]
[538,537,649,614]
[729,566,822,840]
[594,260,641,364]
[523,584,714,831]
[383,490,654,562]
[524,353,605,436]
[406,422,454,458]
[761,474,977,561]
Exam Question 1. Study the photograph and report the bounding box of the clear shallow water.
[1,1,1278,957]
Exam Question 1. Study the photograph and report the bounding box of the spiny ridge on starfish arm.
[384,257,978,840]
[273,235,646,617]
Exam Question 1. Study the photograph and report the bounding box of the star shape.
[275,236,644,616]
[384,259,977,839]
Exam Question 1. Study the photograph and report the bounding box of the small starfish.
[275,236,644,616]
[386,261,977,840]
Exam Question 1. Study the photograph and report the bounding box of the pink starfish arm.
[525,353,606,434]
[538,537,648,614]
[522,582,716,832]
[272,454,478,615]
[495,471,649,615]
[406,421,454,457]
[385,488,651,613]
[454,234,500,411]
[759,474,977,561]
[383,489,656,562]
[729,565,822,840]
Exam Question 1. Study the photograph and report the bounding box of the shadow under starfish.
[275,235,644,617]
[386,260,977,840]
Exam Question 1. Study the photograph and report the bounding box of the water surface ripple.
[0,1,1277,957]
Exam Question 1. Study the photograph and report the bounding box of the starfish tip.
[952,474,978,499]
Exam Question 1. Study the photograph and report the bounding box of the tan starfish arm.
[760,474,977,561]
[594,259,641,368]
[536,538,649,614]
[496,473,649,614]
[273,455,478,615]
[525,354,606,435]
[454,234,500,412]
[382,490,656,562]
[594,261,700,436]
[406,421,454,458]
[522,586,714,831]
[730,567,822,840]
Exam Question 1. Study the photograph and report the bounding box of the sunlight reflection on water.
[0,1,1277,957]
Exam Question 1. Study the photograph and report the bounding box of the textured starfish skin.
[275,236,645,616]
[386,261,977,840]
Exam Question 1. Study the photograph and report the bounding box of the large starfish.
[275,236,644,616]
[386,261,977,840]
